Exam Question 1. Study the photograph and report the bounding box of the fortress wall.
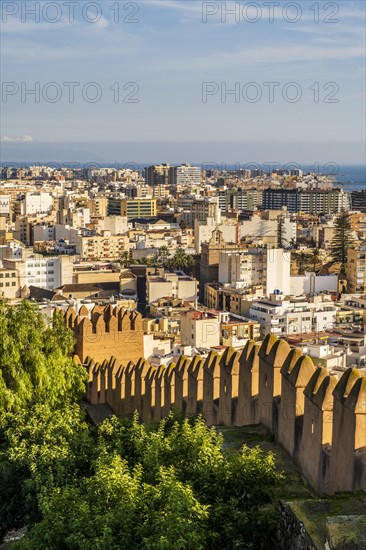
[257,336,291,435]
[278,351,316,458]
[330,372,366,492]
[237,341,260,426]
[297,368,337,494]
[60,305,144,367]
[77,325,366,495]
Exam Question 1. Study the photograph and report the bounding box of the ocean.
[332,165,366,192]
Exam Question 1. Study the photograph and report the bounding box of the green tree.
[14,414,281,549]
[167,247,195,274]
[330,212,355,272]
[120,250,132,268]
[156,245,170,266]
[298,251,307,275]
[311,248,321,273]
[179,219,188,231]
[1,302,282,548]
[0,300,88,539]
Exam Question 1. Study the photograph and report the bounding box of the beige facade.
[0,268,19,300]
[348,246,366,294]
[147,274,197,304]
[180,310,220,348]
[73,270,121,285]
[221,316,261,348]
[75,234,129,260]
[191,198,220,225]
[88,197,108,218]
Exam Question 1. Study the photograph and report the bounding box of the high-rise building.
[218,189,263,212]
[191,197,220,224]
[170,164,201,186]
[262,188,351,214]
[351,190,366,212]
[144,164,171,186]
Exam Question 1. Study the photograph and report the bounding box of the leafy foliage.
[330,212,355,272]
[0,300,282,549]
[12,414,281,549]
[166,247,195,274]
[0,300,88,539]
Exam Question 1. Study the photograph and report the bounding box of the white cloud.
[147,0,202,12]
[151,44,365,71]
[1,135,33,142]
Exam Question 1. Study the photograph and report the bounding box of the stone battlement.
[80,334,366,495]
[59,304,144,365]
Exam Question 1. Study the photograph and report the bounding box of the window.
[12,282,16,286]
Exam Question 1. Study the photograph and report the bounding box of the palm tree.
[168,247,195,274]
[298,252,306,275]
[119,250,132,268]
[311,248,321,273]
[157,246,170,266]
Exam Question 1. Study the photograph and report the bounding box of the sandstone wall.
[60,304,144,366]
[78,330,366,495]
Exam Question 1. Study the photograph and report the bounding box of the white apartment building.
[96,216,129,235]
[249,294,337,337]
[3,252,74,290]
[219,247,291,296]
[20,193,53,215]
[174,165,201,186]
[239,214,296,248]
[278,214,297,247]
[290,272,338,296]
[239,217,277,241]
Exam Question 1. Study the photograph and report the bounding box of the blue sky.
[1,0,365,163]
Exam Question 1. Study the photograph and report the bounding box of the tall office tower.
[144,164,171,186]
[170,164,202,186]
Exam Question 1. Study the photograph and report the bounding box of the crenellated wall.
[59,304,144,366]
[78,333,366,495]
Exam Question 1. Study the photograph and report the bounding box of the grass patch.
[218,425,366,549]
